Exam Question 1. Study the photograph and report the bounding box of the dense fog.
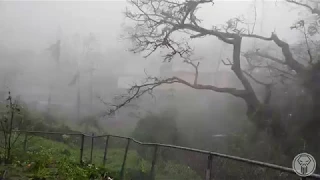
[1,2,320,177]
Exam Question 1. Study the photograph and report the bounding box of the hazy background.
[0,0,307,144]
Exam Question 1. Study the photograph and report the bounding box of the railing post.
[90,133,94,164]
[300,177,307,180]
[23,133,28,152]
[150,144,158,180]
[120,138,131,180]
[205,154,213,180]
[103,135,110,166]
[80,134,85,164]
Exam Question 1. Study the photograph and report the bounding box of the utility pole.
[47,85,52,114]
[89,60,94,115]
[77,69,81,121]
[84,44,94,116]
[86,33,96,115]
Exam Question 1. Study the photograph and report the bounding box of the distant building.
[113,65,241,121]
[116,63,238,91]
[159,61,173,78]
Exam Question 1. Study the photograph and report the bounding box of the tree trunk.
[298,65,320,151]
[301,90,320,148]
[244,100,294,154]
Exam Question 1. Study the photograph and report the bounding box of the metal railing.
[10,130,320,180]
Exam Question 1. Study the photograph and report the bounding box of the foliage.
[132,108,181,161]
[0,92,23,163]
[78,115,104,134]
[133,109,178,144]
[0,129,201,180]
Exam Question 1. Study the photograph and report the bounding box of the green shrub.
[132,109,180,162]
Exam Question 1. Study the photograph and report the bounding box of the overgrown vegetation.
[0,92,24,164]
[0,93,202,179]
[0,134,202,180]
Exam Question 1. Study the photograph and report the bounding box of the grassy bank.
[0,133,202,180]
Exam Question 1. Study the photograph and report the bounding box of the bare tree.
[109,0,320,149]
[0,92,23,163]
[68,33,98,120]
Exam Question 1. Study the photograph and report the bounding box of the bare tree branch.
[240,33,273,41]
[287,0,320,16]
[244,50,286,65]
[221,58,233,66]
[243,32,307,73]
[243,71,272,86]
[303,24,314,64]
[270,33,307,73]
[108,75,249,115]
[183,59,200,85]
[265,65,296,78]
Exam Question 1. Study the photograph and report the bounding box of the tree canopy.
[108,0,320,155]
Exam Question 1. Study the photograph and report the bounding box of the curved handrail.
[14,130,320,179]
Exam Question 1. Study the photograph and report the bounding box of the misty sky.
[0,0,315,137]
[0,0,309,92]
[0,0,303,54]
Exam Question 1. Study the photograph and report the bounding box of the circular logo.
[292,153,316,177]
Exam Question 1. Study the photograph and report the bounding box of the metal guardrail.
[13,130,320,180]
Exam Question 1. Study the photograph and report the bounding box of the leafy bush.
[132,109,181,161]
